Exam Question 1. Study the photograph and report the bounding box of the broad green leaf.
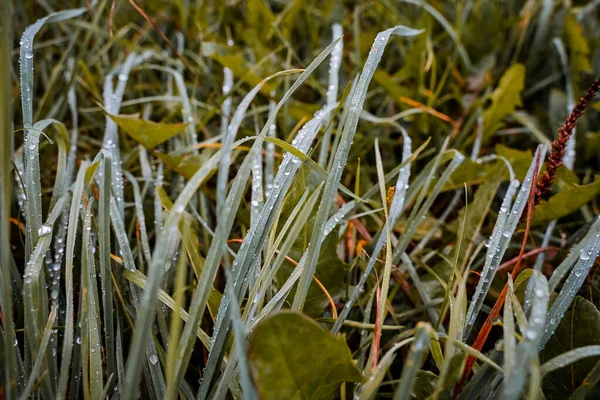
[248,312,362,400]
[532,179,600,225]
[107,113,189,149]
[482,64,525,138]
[540,297,600,399]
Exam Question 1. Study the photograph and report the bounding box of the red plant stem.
[496,247,558,273]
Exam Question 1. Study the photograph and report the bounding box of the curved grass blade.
[19,5,88,255]
[293,25,423,311]
[199,103,338,397]
[464,145,546,339]
[122,39,342,400]
[57,161,88,400]
[539,218,600,350]
[19,304,57,400]
[318,23,344,167]
[540,346,600,376]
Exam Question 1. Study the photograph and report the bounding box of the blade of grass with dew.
[33,120,72,303]
[548,217,600,292]
[265,91,277,195]
[247,186,322,323]
[19,6,88,257]
[124,171,152,265]
[539,218,600,350]
[525,219,557,313]
[198,102,339,398]
[249,111,264,290]
[504,271,549,400]
[165,243,188,400]
[123,40,341,400]
[326,76,359,173]
[101,52,137,216]
[332,124,413,333]
[215,269,258,400]
[216,71,295,209]
[245,188,311,321]
[318,23,344,167]
[293,24,425,311]
[463,145,546,340]
[19,304,57,400]
[393,323,432,400]
[21,196,69,399]
[57,161,88,400]
[22,191,68,335]
[540,346,600,376]
[391,149,465,267]
[98,155,115,383]
[81,198,104,398]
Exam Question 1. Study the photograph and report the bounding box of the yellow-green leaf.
[108,113,188,149]
[482,64,525,138]
[565,14,592,74]
[532,179,600,225]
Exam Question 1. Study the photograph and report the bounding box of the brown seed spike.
[386,186,395,212]
[535,78,600,204]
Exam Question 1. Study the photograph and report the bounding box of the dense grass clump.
[3,1,600,399]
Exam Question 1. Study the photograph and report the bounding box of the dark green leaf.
[248,311,363,400]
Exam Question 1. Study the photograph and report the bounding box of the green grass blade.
[57,161,88,400]
[464,145,546,340]
[393,323,431,400]
[293,25,423,311]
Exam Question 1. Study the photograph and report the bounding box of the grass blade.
[293,25,423,311]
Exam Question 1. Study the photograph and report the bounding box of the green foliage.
[533,179,600,225]
[3,1,600,400]
[248,312,362,400]
[540,297,600,399]
[482,64,526,138]
[108,113,189,149]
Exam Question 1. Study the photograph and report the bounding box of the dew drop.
[38,224,52,236]
[579,249,590,261]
